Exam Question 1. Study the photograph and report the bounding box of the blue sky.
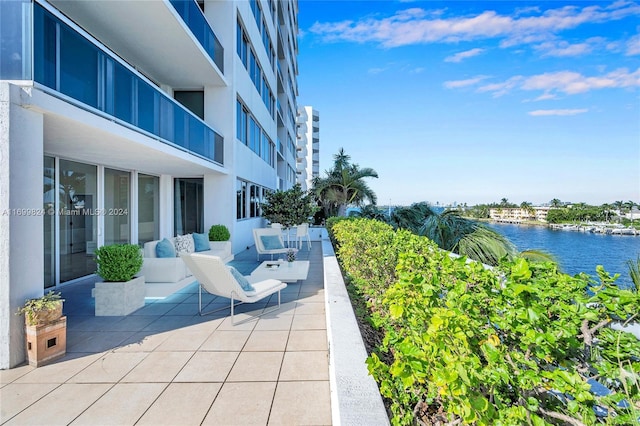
[295,1,640,207]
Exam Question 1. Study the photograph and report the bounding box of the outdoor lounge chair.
[252,227,293,261]
[180,253,287,324]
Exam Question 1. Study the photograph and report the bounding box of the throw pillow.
[174,234,195,256]
[156,238,176,258]
[228,266,255,292]
[193,233,210,252]
[260,235,283,250]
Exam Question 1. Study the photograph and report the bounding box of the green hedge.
[332,218,640,426]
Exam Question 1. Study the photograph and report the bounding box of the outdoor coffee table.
[250,260,310,283]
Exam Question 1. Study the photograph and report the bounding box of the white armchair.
[295,223,311,250]
[253,228,291,261]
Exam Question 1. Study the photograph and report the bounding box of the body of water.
[488,222,640,289]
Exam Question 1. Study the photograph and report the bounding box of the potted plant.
[208,224,232,254]
[17,291,67,367]
[93,244,145,316]
[287,248,297,266]
[17,290,64,326]
[208,224,230,242]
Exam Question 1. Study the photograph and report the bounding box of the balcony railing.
[168,0,224,72]
[11,2,224,165]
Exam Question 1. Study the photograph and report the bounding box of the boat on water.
[549,223,638,236]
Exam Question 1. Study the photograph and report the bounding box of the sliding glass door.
[58,159,98,282]
[174,178,203,235]
[138,174,159,245]
[104,168,130,245]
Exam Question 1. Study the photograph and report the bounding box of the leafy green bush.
[261,184,318,228]
[94,244,143,282]
[332,219,640,425]
[208,224,230,241]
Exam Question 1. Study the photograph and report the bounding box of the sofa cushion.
[142,257,187,283]
[174,234,195,255]
[193,233,210,252]
[260,235,283,250]
[228,266,255,292]
[156,238,176,258]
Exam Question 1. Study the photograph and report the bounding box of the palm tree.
[550,198,562,208]
[601,203,612,222]
[418,210,518,266]
[520,201,535,219]
[350,204,388,222]
[312,148,378,217]
[389,202,435,233]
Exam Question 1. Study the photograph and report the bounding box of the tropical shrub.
[94,244,143,282]
[332,219,640,425]
[261,184,317,228]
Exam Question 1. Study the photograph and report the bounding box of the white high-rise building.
[296,106,319,191]
[0,0,299,368]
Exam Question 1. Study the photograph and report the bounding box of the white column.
[0,83,45,369]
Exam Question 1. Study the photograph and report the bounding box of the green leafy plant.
[261,183,318,228]
[332,218,640,426]
[16,290,64,326]
[94,244,143,282]
[208,224,230,241]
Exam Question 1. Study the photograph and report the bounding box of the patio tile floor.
[0,244,331,425]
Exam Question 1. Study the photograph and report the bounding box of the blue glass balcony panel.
[30,3,223,165]
[168,0,224,72]
[0,0,32,80]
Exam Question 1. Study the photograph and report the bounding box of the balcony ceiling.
[43,111,224,178]
[49,0,225,89]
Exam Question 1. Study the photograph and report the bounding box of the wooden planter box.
[26,316,67,367]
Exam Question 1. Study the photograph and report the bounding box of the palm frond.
[519,249,558,264]
[626,256,640,290]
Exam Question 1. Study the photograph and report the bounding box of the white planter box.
[94,276,145,316]
[209,241,231,253]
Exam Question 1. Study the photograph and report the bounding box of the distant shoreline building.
[296,106,319,191]
[489,206,551,223]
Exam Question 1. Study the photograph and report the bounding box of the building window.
[237,180,247,220]
[174,178,203,235]
[237,179,270,220]
[174,90,204,120]
[138,174,159,246]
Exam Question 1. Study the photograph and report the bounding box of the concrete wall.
[0,83,45,369]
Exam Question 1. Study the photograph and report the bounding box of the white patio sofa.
[141,235,234,298]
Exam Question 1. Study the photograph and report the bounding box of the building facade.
[295,106,319,191]
[489,207,551,223]
[0,0,299,368]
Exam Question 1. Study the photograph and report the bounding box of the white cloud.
[308,2,640,48]
[444,48,485,62]
[528,109,588,116]
[446,68,640,97]
[533,37,606,57]
[368,67,387,74]
[443,75,489,89]
[521,68,640,94]
[627,33,640,55]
